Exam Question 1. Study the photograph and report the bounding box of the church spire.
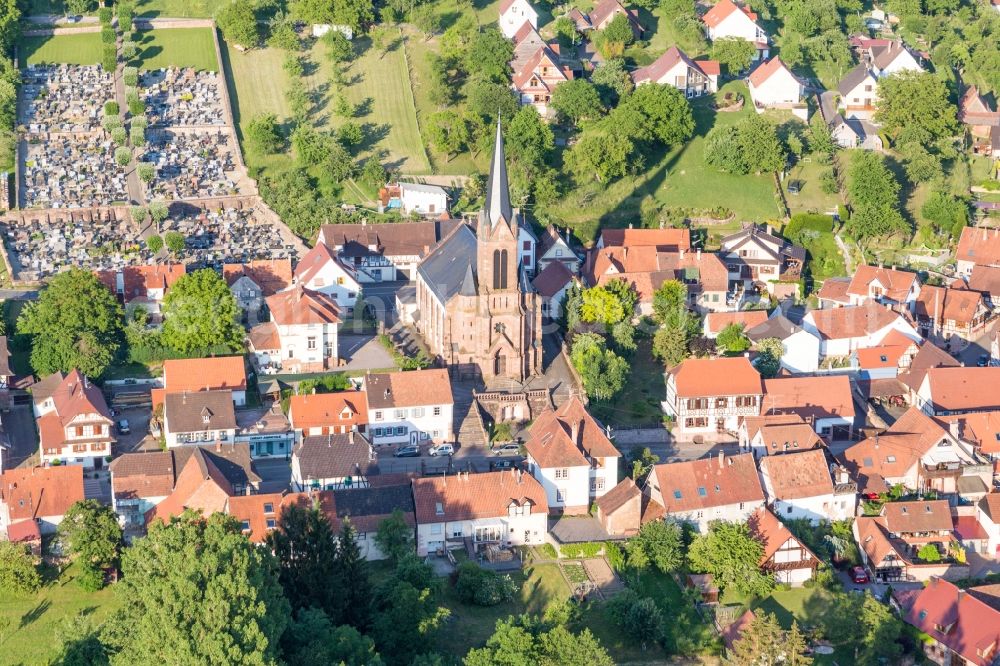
[484,114,513,228]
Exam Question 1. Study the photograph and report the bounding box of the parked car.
[394,445,420,458]
[428,443,454,457]
[850,566,869,584]
[491,459,518,471]
[117,419,130,435]
[862,492,880,501]
[492,443,521,456]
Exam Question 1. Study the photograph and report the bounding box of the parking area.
[338,334,396,372]
[113,406,159,454]
[254,457,292,494]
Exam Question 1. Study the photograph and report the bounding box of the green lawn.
[588,338,666,427]
[784,158,841,216]
[19,33,104,66]
[133,0,228,17]
[131,28,219,71]
[0,562,121,665]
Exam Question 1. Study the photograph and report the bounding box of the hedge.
[559,542,603,558]
[784,212,834,238]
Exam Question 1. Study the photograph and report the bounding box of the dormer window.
[240,520,251,532]
[201,408,212,425]
[263,503,274,514]
[435,502,444,516]
[697,487,707,497]
[673,490,682,499]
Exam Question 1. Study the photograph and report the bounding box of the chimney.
[680,248,686,260]
[697,249,702,261]
[948,420,960,440]
[571,419,580,445]
[718,451,724,468]
[215,440,222,452]
[628,223,633,229]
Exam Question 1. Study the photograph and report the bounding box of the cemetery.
[19,65,113,133]
[22,136,129,208]
[141,129,246,199]
[141,68,227,127]
[158,204,298,269]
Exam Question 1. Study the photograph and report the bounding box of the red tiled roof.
[632,46,716,85]
[925,367,1000,413]
[411,470,548,523]
[915,285,987,326]
[227,491,312,543]
[266,286,341,326]
[882,499,952,533]
[598,227,690,250]
[6,519,41,543]
[146,450,234,524]
[954,515,988,541]
[248,322,280,351]
[0,466,84,520]
[957,227,1000,268]
[904,578,1000,666]
[806,302,904,340]
[842,407,951,483]
[531,260,575,298]
[289,391,369,431]
[760,449,834,500]
[847,265,919,302]
[650,452,764,513]
[163,356,247,394]
[705,310,769,335]
[748,57,790,88]
[703,0,752,28]
[668,356,762,398]
[816,277,852,304]
[749,506,818,565]
[223,259,293,296]
[524,396,619,469]
[937,412,1000,455]
[293,242,353,286]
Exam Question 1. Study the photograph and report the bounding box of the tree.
[18,269,123,378]
[217,0,260,48]
[652,280,687,325]
[0,541,40,595]
[711,37,755,74]
[651,323,689,366]
[145,234,163,254]
[705,114,786,174]
[808,112,835,156]
[323,29,353,62]
[786,621,814,666]
[411,6,442,39]
[336,521,372,629]
[570,333,629,400]
[427,110,470,159]
[581,286,626,325]
[629,446,659,480]
[753,337,784,378]
[616,83,695,147]
[281,608,383,666]
[465,80,520,125]
[292,126,332,167]
[52,612,108,665]
[552,16,580,49]
[566,128,633,182]
[847,151,907,242]
[371,557,450,664]
[728,612,785,666]
[858,593,903,664]
[246,114,283,154]
[58,500,122,571]
[636,520,684,573]
[160,269,244,353]
[921,191,967,236]
[599,14,635,56]
[454,561,518,606]
[464,27,513,84]
[164,231,185,255]
[875,70,959,147]
[0,0,21,56]
[331,0,374,33]
[591,58,633,106]
[103,512,289,665]
[137,162,154,183]
[550,79,603,127]
[114,147,131,167]
[266,503,346,623]
[466,617,614,666]
[607,590,664,644]
[149,199,170,225]
[716,323,750,353]
[687,521,774,597]
[374,509,414,561]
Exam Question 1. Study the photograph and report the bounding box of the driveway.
[954,318,999,367]
[114,406,159,454]
[359,281,409,324]
[254,457,292,494]
[339,334,396,372]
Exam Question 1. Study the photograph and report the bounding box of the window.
[673,490,682,499]
[373,427,383,437]
[240,520,251,531]
[697,486,707,497]
[394,409,405,419]
[554,468,569,479]
[374,411,383,421]
[307,337,317,350]
[590,478,605,492]
[432,430,440,438]
[395,426,406,436]
[337,277,345,285]
[787,506,793,514]
[263,503,274,514]
[420,432,429,441]
[433,406,441,416]
[523,241,532,251]
[556,488,566,503]
[715,397,728,409]
[412,407,425,418]
[266,519,276,530]
[90,443,104,451]
[73,443,87,452]
[687,398,708,410]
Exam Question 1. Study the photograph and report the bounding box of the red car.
[862,492,881,501]
[851,566,869,584]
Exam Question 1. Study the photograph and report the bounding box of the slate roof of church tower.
[484,116,513,228]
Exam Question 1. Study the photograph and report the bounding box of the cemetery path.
[115,60,145,206]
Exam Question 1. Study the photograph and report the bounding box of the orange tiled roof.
[669,356,762,398]
[763,374,856,421]
[163,356,247,394]
[146,450,234,524]
[957,227,1000,268]
[365,369,453,410]
[289,391,370,431]
[705,310,769,335]
[806,302,903,340]
[227,491,312,543]
[749,506,818,565]
[0,466,84,520]
[847,265,919,302]
[223,259,293,296]
[882,499,952,533]
[598,227,690,250]
[925,367,1000,413]
[266,286,341,326]
[937,411,1000,455]
[841,407,951,482]
[915,285,987,326]
[703,0,755,28]
[748,57,791,88]
[760,449,833,500]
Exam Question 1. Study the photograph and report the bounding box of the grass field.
[131,28,219,71]
[588,338,666,427]
[784,158,841,216]
[19,33,104,66]
[0,562,120,665]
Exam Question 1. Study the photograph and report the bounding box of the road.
[954,317,999,367]
[0,289,39,301]
[359,280,408,323]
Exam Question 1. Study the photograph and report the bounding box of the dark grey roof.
[174,443,261,488]
[838,63,873,96]
[745,314,802,342]
[416,224,478,303]
[294,431,375,481]
[164,390,237,433]
[330,483,415,532]
[484,116,513,228]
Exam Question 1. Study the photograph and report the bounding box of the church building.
[415,118,543,382]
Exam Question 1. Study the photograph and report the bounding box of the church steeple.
[484,114,513,228]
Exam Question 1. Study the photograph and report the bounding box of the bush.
[0,542,41,595]
[607,589,664,643]
[784,213,834,238]
[137,162,154,183]
[76,563,105,591]
[104,100,119,116]
[559,542,603,558]
[130,125,146,146]
[101,26,116,44]
[126,90,145,116]
[146,234,163,253]
[114,147,132,166]
[453,562,518,606]
[605,542,625,572]
[123,67,138,87]
[164,231,185,254]
[98,6,113,23]
[536,543,558,560]
[121,40,137,60]
[101,114,122,131]
[102,45,117,72]
[980,179,1000,191]
[111,126,127,146]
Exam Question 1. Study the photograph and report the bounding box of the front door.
[410,431,418,446]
